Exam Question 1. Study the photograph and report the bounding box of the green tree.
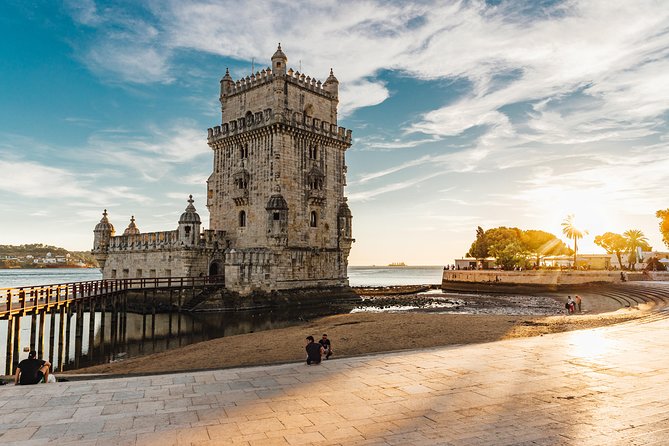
[488,241,527,270]
[561,214,587,268]
[623,229,651,270]
[657,209,669,249]
[593,232,627,269]
[486,227,527,270]
[466,226,489,261]
[522,229,571,266]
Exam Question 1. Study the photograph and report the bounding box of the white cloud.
[84,121,209,180]
[0,159,91,199]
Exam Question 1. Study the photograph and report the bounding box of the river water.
[0,266,443,372]
[0,266,443,289]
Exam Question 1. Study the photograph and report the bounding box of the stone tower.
[206,44,354,293]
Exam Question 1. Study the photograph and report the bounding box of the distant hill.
[0,244,98,269]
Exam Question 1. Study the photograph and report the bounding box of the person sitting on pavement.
[15,350,51,385]
[319,334,333,360]
[305,336,324,365]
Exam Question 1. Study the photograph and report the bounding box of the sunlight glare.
[567,330,616,360]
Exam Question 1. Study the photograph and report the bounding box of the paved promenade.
[2,314,669,445]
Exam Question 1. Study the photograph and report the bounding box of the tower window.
[310,211,317,228]
[308,146,318,160]
[273,212,281,221]
[240,144,249,159]
[239,210,247,227]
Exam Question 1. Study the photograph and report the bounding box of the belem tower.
[92,45,355,296]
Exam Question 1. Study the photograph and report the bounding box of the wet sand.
[67,290,645,377]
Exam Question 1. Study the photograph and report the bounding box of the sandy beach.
[67,289,645,377]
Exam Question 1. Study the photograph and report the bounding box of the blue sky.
[1,0,668,265]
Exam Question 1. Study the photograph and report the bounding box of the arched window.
[310,211,317,228]
[239,210,246,227]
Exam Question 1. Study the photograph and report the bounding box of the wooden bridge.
[1,276,223,375]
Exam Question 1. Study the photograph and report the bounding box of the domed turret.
[179,195,201,224]
[123,216,140,236]
[271,43,287,76]
[220,67,234,97]
[95,209,115,233]
[178,195,201,246]
[93,209,115,252]
[323,68,339,98]
[265,194,288,210]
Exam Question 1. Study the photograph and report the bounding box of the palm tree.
[623,229,650,270]
[562,214,587,268]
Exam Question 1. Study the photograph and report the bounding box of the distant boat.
[387,262,407,267]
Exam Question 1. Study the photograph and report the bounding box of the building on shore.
[93,45,355,295]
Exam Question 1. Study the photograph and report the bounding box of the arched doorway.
[209,260,224,284]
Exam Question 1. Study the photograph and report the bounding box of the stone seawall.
[442,270,669,293]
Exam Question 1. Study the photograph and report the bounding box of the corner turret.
[220,68,234,97]
[93,209,115,251]
[323,68,339,98]
[178,195,201,246]
[93,209,115,269]
[271,43,287,76]
[123,216,140,236]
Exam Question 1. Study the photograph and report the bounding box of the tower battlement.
[207,111,352,144]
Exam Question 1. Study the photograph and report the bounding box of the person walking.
[14,350,50,385]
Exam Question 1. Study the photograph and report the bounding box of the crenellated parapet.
[207,109,352,144]
[107,230,179,252]
[220,66,337,99]
[106,228,227,252]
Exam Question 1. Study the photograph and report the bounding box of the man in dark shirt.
[319,334,333,360]
[305,336,323,365]
[15,351,50,385]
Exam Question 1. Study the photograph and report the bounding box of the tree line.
[467,209,669,271]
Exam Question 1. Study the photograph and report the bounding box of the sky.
[1,0,668,266]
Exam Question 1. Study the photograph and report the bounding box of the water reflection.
[1,306,341,372]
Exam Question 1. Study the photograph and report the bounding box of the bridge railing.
[0,275,224,318]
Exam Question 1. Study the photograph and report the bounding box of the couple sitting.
[305,334,333,365]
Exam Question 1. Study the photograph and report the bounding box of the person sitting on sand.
[305,336,324,365]
[319,334,333,360]
[15,350,50,385]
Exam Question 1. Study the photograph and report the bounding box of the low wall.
[442,270,669,293]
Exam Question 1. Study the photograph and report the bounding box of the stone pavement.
[2,316,669,445]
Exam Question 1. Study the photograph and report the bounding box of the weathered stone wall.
[103,249,210,279]
[443,270,669,287]
[443,270,626,286]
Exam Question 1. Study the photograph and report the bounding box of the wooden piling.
[5,315,14,375]
[74,301,84,369]
[48,309,56,366]
[12,314,21,371]
[37,308,46,359]
[88,296,96,359]
[29,310,37,352]
[57,306,66,372]
[64,304,72,370]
